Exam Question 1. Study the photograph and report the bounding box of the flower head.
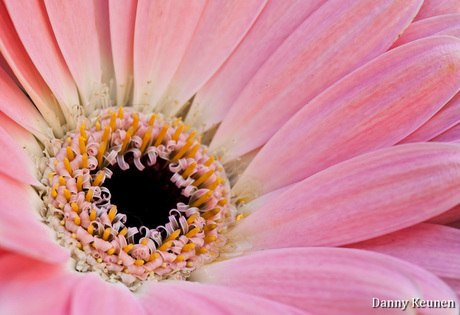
[1,0,460,314]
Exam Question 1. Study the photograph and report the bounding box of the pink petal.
[132,0,206,109]
[432,123,460,142]
[229,143,460,251]
[3,0,79,128]
[234,36,460,195]
[347,223,460,282]
[44,0,103,105]
[187,0,326,129]
[0,250,74,315]
[191,247,458,314]
[415,0,460,21]
[393,14,460,48]
[0,0,65,135]
[0,46,20,87]
[0,173,69,263]
[210,0,423,158]
[0,66,49,138]
[428,204,460,224]
[158,0,267,116]
[109,0,137,106]
[71,273,145,315]
[138,281,306,315]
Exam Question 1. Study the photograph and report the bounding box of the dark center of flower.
[42,107,234,288]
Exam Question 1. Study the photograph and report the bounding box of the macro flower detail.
[1,0,460,314]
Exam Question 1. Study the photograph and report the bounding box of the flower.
[1,0,460,314]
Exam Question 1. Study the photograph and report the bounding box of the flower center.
[41,107,234,289]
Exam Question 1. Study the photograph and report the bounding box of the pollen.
[42,107,234,288]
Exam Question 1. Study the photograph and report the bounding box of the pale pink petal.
[229,143,460,251]
[109,0,137,106]
[3,0,79,128]
[393,14,460,48]
[432,123,460,142]
[210,0,423,158]
[71,273,145,315]
[158,0,267,116]
[44,0,103,105]
[234,36,460,195]
[0,48,20,87]
[348,224,460,283]
[0,250,75,315]
[187,0,326,128]
[138,281,307,315]
[0,1,65,135]
[415,0,460,21]
[191,247,458,314]
[429,204,460,224]
[132,1,206,109]
[0,173,69,263]
[0,66,49,138]
[400,92,460,143]
[0,124,39,185]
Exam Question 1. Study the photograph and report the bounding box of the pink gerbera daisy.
[1,0,460,314]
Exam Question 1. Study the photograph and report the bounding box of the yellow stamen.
[186,131,197,143]
[76,175,83,192]
[121,126,134,153]
[76,242,82,249]
[123,244,134,252]
[60,220,65,226]
[89,209,97,221]
[236,214,243,221]
[174,255,185,262]
[132,112,139,134]
[48,172,56,178]
[185,144,199,159]
[123,268,129,274]
[149,253,160,261]
[203,224,217,233]
[97,258,103,264]
[51,184,58,197]
[139,126,153,153]
[154,123,169,146]
[185,227,200,238]
[87,225,94,235]
[186,213,199,225]
[71,233,77,239]
[207,178,222,190]
[119,227,128,236]
[172,117,182,127]
[183,124,190,132]
[148,114,157,126]
[102,228,111,241]
[171,138,194,162]
[86,189,93,202]
[102,125,111,143]
[196,248,207,255]
[201,208,220,220]
[58,176,66,186]
[66,146,75,161]
[182,162,196,179]
[64,189,71,201]
[134,259,145,266]
[118,106,124,119]
[166,229,181,242]
[95,121,101,131]
[181,243,196,252]
[204,236,216,243]
[109,112,117,131]
[191,191,213,208]
[158,241,172,251]
[108,205,117,222]
[140,238,149,245]
[64,158,73,176]
[74,216,81,225]
[80,124,87,140]
[107,248,115,255]
[82,153,88,169]
[171,124,184,141]
[71,202,80,213]
[53,159,58,166]
[78,136,86,154]
[96,141,107,166]
[186,261,194,267]
[193,169,215,187]
[204,156,215,167]
[92,171,105,186]
[217,199,228,206]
